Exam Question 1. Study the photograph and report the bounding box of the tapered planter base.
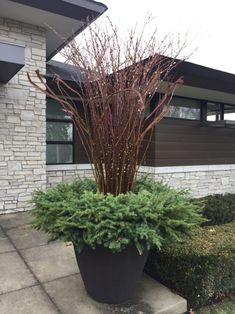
[74,245,148,304]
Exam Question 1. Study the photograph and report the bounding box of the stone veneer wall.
[0,18,46,213]
[47,165,94,187]
[46,164,235,198]
[139,165,235,197]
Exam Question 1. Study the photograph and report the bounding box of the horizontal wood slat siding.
[153,118,235,166]
[73,117,235,167]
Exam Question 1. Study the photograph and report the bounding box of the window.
[224,105,235,121]
[46,99,74,164]
[152,94,235,125]
[165,96,201,120]
[203,103,235,126]
[206,103,222,121]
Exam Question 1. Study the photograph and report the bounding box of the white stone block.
[8,161,22,171]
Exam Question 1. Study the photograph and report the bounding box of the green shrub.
[200,194,235,226]
[32,178,204,254]
[145,222,235,308]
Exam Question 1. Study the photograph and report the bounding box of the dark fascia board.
[9,0,107,17]
[46,57,235,96]
[138,55,235,95]
[146,55,235,95]
[174,60,235,95]
[9,0,108,60]
[0,41,25,84]
[46,60,82,82]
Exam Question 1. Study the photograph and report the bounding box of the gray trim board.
[9,0,107,17]
[8,0,108,60]
[0,41,25,83]
[45,58,235,97]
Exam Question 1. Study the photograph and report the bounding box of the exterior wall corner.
[0,18,46,213]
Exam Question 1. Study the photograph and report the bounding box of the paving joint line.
[3,223,34,231]
[0,249,16,255]
[0,283,40,297]
[0,223,31,232]
[41,271,80,285]
[19,241,60,252]
[0,226,63,314]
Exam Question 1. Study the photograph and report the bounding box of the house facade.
[0,0,107,213]
[45,60,235,199]
[1,0,235,214]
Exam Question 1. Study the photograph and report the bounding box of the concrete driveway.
[0,212,186,314]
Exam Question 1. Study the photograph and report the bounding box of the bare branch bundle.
[28,17,185,195]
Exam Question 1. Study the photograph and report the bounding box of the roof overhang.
[0,41,25,84]
[174,60,235,95]
[45,56,235,104]
[174,84,235,105]
[0,0,107,60]
[46,60,82,82]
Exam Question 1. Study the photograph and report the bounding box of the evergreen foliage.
[200,193,235,225]
[32,178,204,254]
[145,222,235,308]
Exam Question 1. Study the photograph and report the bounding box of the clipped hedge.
[145,222,235,308]
[200,193,235,226]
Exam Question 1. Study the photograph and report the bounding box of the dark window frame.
[46,94,235,165]
[153,93,235,125]
[155,94,204,121]
[166,95,201,121]
[46,98,75,165]
[203,101,235,127]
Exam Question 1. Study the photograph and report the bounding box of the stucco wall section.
[47,164,235,197]
[0,18,46,213]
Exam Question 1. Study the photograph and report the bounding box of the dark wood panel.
[157,150,235,159]
[156,124,235,137]
[74,116,235,167]
[156,158,235,167]
[74,133,156,165]
[157,142,235,151]
[146,118,235,167]
[156,134,235,144]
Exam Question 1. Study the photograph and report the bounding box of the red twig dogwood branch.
[28,17,185,195]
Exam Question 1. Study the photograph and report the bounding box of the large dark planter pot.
[74,245,148,304]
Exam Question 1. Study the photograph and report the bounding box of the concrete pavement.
[0,212,187,314]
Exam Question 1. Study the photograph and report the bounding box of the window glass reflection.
[47,144,73,164]
[46,99,71,120]
[224,105,235,121]
[46,122,73,142]
[207,103,221,121]
[165,97,201,120]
